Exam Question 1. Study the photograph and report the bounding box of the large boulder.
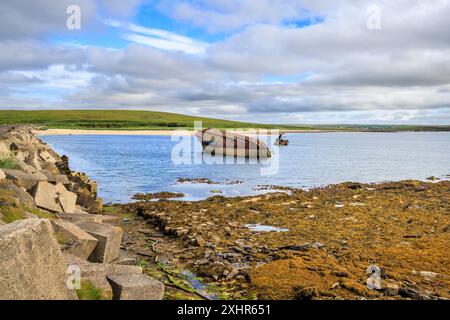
[31,181,77,213]
[76,193,103,214]
[51,220,98,260]
[0,219,77,300]
[2,168,47,190]
[39,150,58,163]
[40,161,61,175]
[64,253,142,277]
[24,151,42,171]
[64,253,142,300]
[107,274,164,300]
[0,180,36,209]
[15,159,44,176]
[59,212,104,223]
[41,171,70,185]
[75,221,123,263]
[0,169,5,180]
[55,175,70,185]
[59,212,120,224]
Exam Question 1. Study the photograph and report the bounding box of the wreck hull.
[195,129,271,158]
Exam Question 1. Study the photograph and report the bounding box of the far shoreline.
[32,128,450,136]
[34,128,339,136]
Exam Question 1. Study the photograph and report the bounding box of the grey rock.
[51,220,98,260]
[31,181,77,213]
[75,221,123,263]
[0,219,77,300]
[0,180,36,209]
[107,274,164,300]
[2,168,47,190]
[64,253,142,277]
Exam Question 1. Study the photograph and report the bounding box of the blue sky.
[0,0,449,124]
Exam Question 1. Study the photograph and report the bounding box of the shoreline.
[34,129,336,136]
[33,128,447,136]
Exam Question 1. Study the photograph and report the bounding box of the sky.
[0,0,449,125]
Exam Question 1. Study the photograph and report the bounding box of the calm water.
[41,132,450,203]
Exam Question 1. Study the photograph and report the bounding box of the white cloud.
[104,19,209,54]
[0,0,450,124]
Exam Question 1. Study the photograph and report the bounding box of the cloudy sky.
[0,0,449,124]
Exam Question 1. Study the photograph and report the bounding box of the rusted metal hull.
[195,129,271,158]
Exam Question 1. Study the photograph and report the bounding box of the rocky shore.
[0,126,164,300]
[123,181,450,300]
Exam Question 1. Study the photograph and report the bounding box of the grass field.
[0,110,449,131]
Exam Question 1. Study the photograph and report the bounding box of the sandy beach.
[34,129,333,136]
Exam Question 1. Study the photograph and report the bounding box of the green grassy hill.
[0,110,289,130]
[0,110,448,131]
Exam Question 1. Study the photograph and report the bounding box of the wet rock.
[75,221,123,263]
[107,274,164,300]
[0,219,77,300]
